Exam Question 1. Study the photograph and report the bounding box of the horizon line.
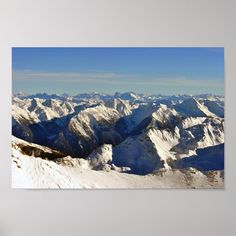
[12,90,225,97]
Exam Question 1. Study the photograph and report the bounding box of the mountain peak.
[174,97,216,117]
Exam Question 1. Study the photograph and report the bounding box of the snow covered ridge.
[12,92,224,188]
[12,136,223,189]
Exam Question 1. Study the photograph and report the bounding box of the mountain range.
[12,92,224,188]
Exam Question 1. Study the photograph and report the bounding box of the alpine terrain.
[12,92,224,188]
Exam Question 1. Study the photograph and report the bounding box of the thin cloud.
[13,70,223,89]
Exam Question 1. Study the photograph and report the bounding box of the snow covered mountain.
[12,136,224,189]
[12,92,224,188]
[174,97,217,117]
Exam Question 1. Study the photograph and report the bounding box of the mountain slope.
[174,97,217,117]
[12,137,223,189]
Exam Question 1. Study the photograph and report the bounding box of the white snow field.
[12,149,223,189]
[12,136,223,189]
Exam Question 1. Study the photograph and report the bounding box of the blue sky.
[12,47,224,95]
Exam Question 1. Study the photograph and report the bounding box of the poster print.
[12,48,224,188]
